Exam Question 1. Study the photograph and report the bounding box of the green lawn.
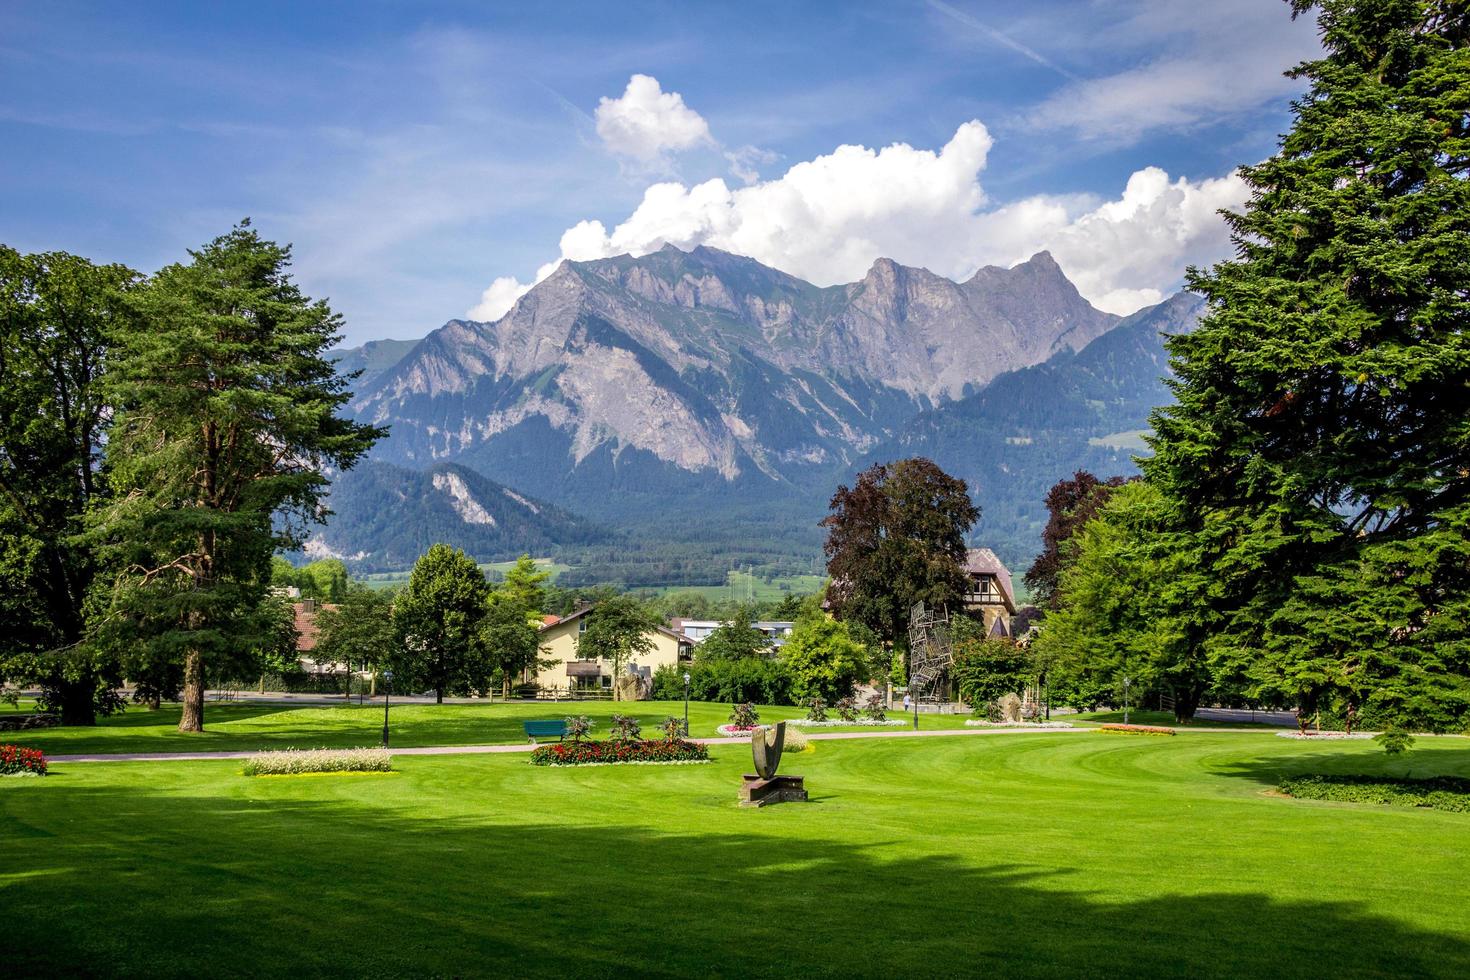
[6,700,816,756]
[3,732,1468,977]
[3,701,1289,759]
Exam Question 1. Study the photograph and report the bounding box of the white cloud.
[467,121,1249,322]
[594,74,712,162]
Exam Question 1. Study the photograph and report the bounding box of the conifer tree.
[92,222,382,731]
[1146,0,1470,738]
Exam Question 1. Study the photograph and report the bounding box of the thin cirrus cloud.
[468,114,1248,323]
[1022,0,1321,142]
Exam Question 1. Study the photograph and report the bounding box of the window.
[578,619,588,633]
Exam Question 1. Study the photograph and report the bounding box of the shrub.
[835,696,858,722]
[863,693,887,722]
[806,696,828,722]
[661,716,687,740]
[242,747,392,776]
[729,702,759,728]
[0,744,48,776]
[530,739,710,766]
[609,714,642,742]
[654,659,795,705]
[781,727,810,752]
[1279,774,1470,813]
[566,715,593,741]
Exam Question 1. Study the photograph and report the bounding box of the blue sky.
[1,1,1321,345]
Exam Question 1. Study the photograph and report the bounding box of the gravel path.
[41,723,1309,764]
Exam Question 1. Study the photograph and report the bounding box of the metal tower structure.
[907,601,954,703]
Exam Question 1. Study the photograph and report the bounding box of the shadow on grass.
[4,780,1469,978]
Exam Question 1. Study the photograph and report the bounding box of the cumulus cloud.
[468,120,1248,322]
[594,73,713,162]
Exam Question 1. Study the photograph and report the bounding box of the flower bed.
[965,720,1075,729]
[1099,723,1176,736]
[1279,774,1470,813]
[1274,730,1373,740]
[1,744,49,776]
[717,724,761,738]
[531,739,710,767]
[789,718,908,728]
[242,747,392,776]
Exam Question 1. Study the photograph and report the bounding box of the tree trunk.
[179,649,205,732]
[1173,683,1204,724]
[57,682,96,727]
[436,688,443,705]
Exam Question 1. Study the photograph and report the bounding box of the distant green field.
[640,569,825,602]
[360,556,571,590]
[1089,428,1152,450]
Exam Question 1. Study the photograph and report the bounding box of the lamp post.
[381,670,393,747]
[682,672,690,737]
[1122,674,1131,726]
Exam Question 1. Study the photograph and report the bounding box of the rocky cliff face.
[350,245,1120,508]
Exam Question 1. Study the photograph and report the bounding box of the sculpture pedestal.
[739,774,808,807]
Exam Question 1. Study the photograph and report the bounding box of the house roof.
[292,601,339,652]
[540,605,692,644]
[965,548,1016,613]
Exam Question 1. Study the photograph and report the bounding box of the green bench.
[523,719,568,744]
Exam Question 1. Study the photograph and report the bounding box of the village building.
[668,618,795,649]
[531,606,693,695]
[960,547,1016,638]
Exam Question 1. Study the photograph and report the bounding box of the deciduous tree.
[577,595,661,698]
[821,458,979,652]
[1024,471,1128,611]
[0,247,138,723]
[391,544,492,703]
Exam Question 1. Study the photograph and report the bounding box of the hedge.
[653,660,794,705]
[1279,774,1470,813]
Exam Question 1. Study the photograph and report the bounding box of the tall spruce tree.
[1146,0,1470,739]
[92,222,382,732]
[0,247,138,723]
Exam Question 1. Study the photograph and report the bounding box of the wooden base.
[739,774,808,807]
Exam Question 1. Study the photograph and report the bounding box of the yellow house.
[531,607,693,696]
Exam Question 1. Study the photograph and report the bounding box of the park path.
[43,723,1285,764]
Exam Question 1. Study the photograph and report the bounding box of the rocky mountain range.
[351,246,1117,508]
[327,245,1201,576]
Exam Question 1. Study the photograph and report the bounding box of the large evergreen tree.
[822,457,979,651]
[1147,0,1470,738]
[92,222,382,731]
[0,247,138,723]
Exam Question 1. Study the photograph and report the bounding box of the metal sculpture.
[739,721,808,807]
[907,601,954,704]
[751,720,785,779]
